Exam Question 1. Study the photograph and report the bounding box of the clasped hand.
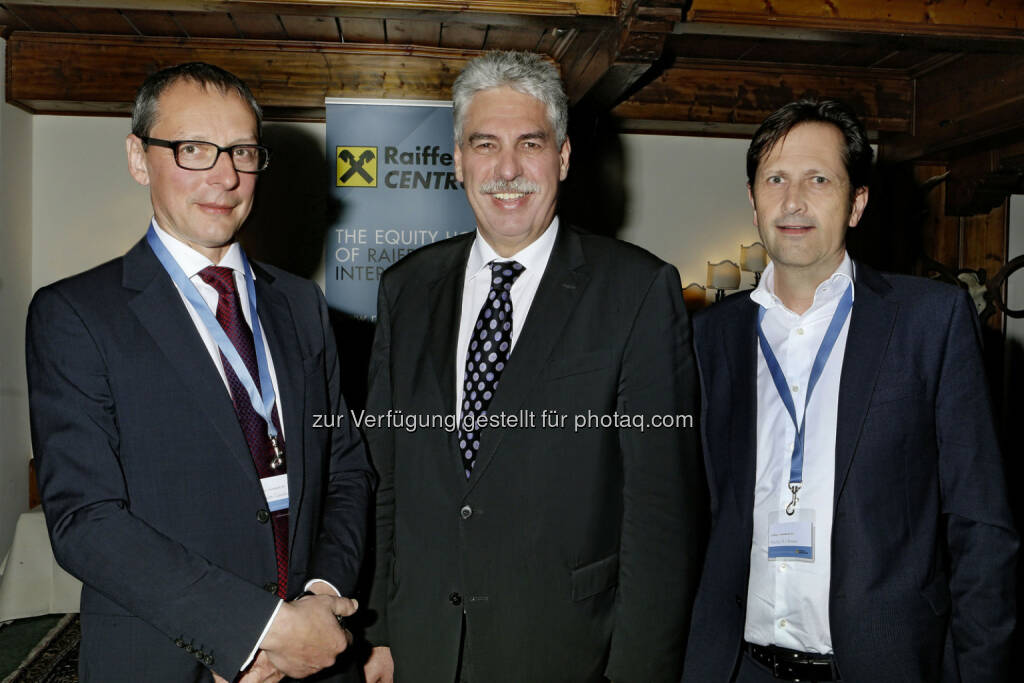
[213,592,357,682]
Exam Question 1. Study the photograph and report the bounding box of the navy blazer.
[26,237,374,682]
[683,262,1017,683]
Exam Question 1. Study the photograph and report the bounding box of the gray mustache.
[479,179,540,194]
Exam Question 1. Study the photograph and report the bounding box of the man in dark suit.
[683,99,1017,682]
[361,51,703,683]
[26,63,374,682]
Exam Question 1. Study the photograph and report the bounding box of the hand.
[239,651,286,683]
[363,646,395,683]
[260,594,358,679]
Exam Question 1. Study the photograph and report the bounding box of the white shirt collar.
[466,216,559,283]
[150,217,244,278]
[750,251,855,317]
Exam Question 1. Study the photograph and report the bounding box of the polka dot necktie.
[198,266,289,599]
[458,260,525,478]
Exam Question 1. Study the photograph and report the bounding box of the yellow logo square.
[336,146,378,187]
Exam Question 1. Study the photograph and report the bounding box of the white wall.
[0,38,35,557]
[619,135,760,290]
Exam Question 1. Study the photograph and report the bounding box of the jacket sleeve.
[25,285,280,678]
[937,289,1017,681]
[605,263,706,683]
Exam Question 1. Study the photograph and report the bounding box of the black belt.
[744,641,839,681]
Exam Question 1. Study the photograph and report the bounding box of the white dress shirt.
[743,253,855,654]
[152,220,333,668]
[455,218,558,419]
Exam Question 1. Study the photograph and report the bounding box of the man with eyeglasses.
[26,62,373,682]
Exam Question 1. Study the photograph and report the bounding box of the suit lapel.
[252,267,306,551]
[465,227,590,494]
[721,299,760,526]
[123,238,259,486]
[833,263,897,509]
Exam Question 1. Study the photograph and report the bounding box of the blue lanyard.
[146,226,280,444]
[757,283,853,514]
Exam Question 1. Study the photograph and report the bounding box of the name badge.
[261,474,289,512]
[768,519,814,561]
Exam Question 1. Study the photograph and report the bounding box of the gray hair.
[452,51,568,146]
[131,62,262,139]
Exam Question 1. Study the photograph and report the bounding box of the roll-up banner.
[325,98,476,320]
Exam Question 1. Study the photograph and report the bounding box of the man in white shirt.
[362,51,704,683]
[684,99,1017,682]
[26,62,373,682]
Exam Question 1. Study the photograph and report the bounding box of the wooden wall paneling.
[3,4,75,31]
[280,14,340,41]
[915,163,959,270]
[339,16,385,42]
[533,26,564,55]
[386,19,440,46]
[172,10,240,38]
[439,21,487,49]
[613,61,912,133]
[232,12,287,39]
[9,1,620,20]
[0,5,30,32]
[121,10,186,37]
[686,0,1024,40]
[52,7,136,34]
[482,25,547,51]
[6,32,481,118]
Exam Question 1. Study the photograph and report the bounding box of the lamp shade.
[740,242,768,272]
[682,282,707,311]
[707,260,741,290]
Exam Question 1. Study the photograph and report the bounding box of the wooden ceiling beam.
[882,53,1024,163]
[9,1,619,19]
[612,60,912,134]
[686,0,1024,43]
[5,31,483,119]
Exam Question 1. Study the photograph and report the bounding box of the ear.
[747,184,758,228]
[126,134,150,186]
[848,185,869,227]
[558,136,571,181]
[453,142,464,183]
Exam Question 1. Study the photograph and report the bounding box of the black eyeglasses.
[139,136,270,173]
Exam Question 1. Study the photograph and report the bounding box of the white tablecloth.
[0,508,81,621]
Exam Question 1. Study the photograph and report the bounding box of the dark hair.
[130,62,262,139]
[746,99,872,198]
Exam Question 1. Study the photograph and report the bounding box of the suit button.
[204,655,215,666]
[175,638,185,648]
[257,509,270,523]
[449,592,462,606]
[460,505,472,519]
[184,644,194,653]
[264,582,278,594]
[735,595,743,607]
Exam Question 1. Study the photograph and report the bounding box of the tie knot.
[488,261,525,292]
[198,266,237,297]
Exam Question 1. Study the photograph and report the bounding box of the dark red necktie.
[198,266,288,599]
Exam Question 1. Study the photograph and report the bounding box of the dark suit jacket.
[26,237,374,682]
[683,262,1017,683]
[363,225,703,683]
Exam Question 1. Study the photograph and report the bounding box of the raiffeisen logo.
[336,146,378,187]
[382,145,462,190]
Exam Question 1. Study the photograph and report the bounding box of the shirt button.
[780,619,788,628]
[791,385,799,393]
[779,563,788,571]
[460,505,473,519]
[796,328,805,335]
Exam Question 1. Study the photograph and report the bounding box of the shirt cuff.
[240,598,283,671]
[303,578,341,596]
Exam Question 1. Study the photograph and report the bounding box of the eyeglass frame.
[137,136,270,173]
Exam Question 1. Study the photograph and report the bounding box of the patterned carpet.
[2,615,79,683]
